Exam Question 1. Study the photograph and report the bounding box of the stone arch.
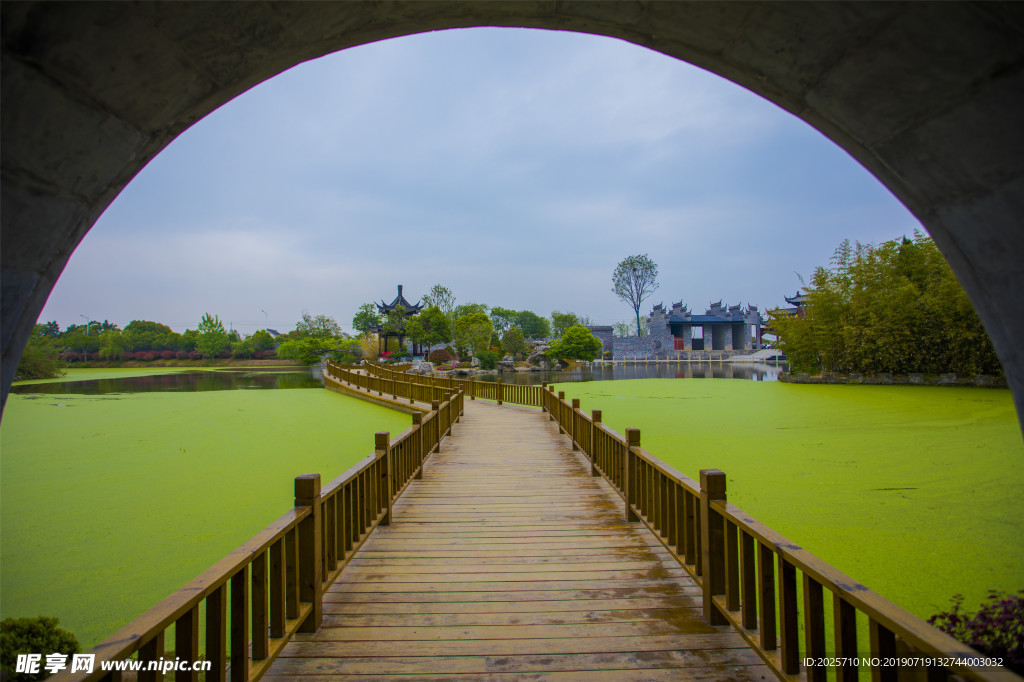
[3,2,1023,424]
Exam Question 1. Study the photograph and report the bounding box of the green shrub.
[1,616,80,681]
[476,349,499,370]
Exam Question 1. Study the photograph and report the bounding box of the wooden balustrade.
[538,384,1016,682]
[361,362,544,406]
[54,372,462,682]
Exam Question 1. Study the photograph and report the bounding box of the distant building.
[781,291,810,317]
[372,285,424,356]
[650,301,764,351]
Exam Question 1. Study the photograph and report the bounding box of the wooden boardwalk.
[266,400,771,681]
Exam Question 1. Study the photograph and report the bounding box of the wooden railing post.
[700,469,728,625]
[625,428,640,522]
[541,382,548,412]
[412,413,424,479]
[547,385,555,420]
[375,432,392,525]
[176,606,200,682]
[431,401,440,451]
[590,410,602,476]
[294,473,322,633]
[570,399,581,450]
[557,391,566,433]
[497,378,503,405]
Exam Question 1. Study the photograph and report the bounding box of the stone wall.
[586,326,615,354]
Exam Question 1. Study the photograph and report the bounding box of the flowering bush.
[176,351,189,360]
[143,351,158,362]
[254,350,277,360]
[929,590,1023,675]
[161,350,176,360]
[429,348,455,364]
[188,350,201,361]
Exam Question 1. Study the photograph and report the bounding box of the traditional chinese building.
[650,301,764,351]
[373,285,424,356]
[781,291,810,317]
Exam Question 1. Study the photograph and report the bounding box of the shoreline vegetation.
[779,370,1008,387]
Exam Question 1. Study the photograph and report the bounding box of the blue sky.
[40,27,923,334]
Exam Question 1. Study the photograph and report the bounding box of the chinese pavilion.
[373,285,424,356]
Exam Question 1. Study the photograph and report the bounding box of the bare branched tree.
[611,254,660,337]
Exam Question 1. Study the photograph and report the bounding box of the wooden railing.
[363,362,545,407]
[54,372,463,682]
[539,384,1018,682]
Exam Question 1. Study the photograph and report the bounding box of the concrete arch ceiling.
[3,1,1023,424]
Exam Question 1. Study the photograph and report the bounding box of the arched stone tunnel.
[3,2,1023,427]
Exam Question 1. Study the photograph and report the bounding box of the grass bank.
[557,379,1024,622]
[0,387,409,648]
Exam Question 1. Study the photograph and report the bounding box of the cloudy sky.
[40,27,923,335]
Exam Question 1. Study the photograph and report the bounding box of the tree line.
[767,233,1003,377]
[348,283,606,368]
[15,285,612,379]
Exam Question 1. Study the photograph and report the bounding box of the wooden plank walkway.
[266,400,771,681]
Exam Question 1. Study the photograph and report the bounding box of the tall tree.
[422,284,456,330]
[295,311,342,338]
[454,302,488,319]
[612,254,660,337]
[196,313,229,360]
[453,311,493,356]
[490,307,519,336]
[517,310,551,340]
[501,327,527,357]
[550,311,579,338]
[405,306,451,357]
[769,233,1002,376]
[351,303,382,337]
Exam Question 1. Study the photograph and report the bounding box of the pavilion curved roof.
[376,285,424,315]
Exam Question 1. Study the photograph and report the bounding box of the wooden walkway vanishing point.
[265,400,771,681]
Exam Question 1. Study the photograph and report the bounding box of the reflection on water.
[12,368,324,395]
[473,362,785,384]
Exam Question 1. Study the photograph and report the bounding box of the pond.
[11,367,323,394]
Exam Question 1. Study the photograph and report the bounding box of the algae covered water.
[0,374,409,648]
[557,379,1024,624]
[2,369,1021,650]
